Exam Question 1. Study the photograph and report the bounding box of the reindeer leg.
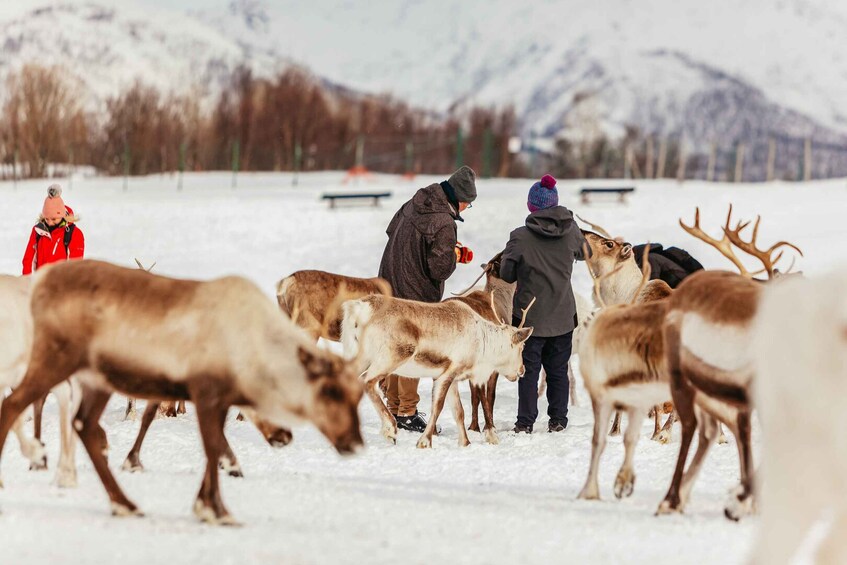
[608,410,622,436]
[364,376,397,444]
[481,372,499,445]
[238,408,293,448]
[218,432,244,478]
[578,396,613,500]
[568,362,578,407]
[449,381,471,447]
[76,387,142,517]
[677,409,719,507]
[192,392,237,525]
[717,422,728,444]
[160,401,178,418]
[417,371,458,449]
[122,401,159,472]
[124,397,137,421]
[725,411,755,521]
[177,400,187,415]
[10,414,47,477]
[29,394,47,470]
[53,380,80,488]
[650,406,662,441]
[614,407,644,499]
[657,410,676,445]
[468,384,481,433]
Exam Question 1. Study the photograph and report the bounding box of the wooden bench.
[321,192,391,209]
[580,187,635,204]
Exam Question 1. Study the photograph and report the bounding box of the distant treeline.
[0,64,522,179]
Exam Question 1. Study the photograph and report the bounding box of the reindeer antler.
[452,264,490,296]
[629,244,652,304]
[518,297,537,329]
[489,291,506,325]
[134,258,156,272]
[679,206,755,276]
[723,215,803,280]
[575,214,613,239]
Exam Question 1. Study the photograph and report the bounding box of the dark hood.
[525,206,573,238]
[410,184,458,223]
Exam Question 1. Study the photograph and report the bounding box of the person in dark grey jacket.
[378,166,477,432]
[500,174,587,433]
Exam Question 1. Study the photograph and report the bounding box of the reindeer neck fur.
[597,258,643,306]
[484,275,516,322]
[469,317,513,381]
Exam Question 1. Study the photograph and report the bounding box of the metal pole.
[232,140,240,189]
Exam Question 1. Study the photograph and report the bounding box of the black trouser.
[515,330,573,428]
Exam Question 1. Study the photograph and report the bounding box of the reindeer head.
[582,231,634,277]
[297,347,365,455]
[488,293,534,381]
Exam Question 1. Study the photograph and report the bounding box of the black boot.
[512,423,533,434]
[395,411,429,433]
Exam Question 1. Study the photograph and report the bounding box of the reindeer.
[446,252,515,444]
[656,207,802,520]
[0,260,364,524]
[748,270,847,564]
[577,246,679,501]
[0,274,80,488]
[276,269,392,341]
[341,294,533,448]
[577,216,676,442]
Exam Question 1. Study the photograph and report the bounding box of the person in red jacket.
[22,184,85,275]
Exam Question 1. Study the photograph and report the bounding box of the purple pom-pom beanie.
[527,174,558,212]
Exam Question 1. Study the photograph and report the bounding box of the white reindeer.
[341,294,533,448]
[748,269,847,564]
[0,274,80,488]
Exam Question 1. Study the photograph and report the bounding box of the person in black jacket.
[632,243,704,288]
[500,174,587,433]
[378,166,477,432]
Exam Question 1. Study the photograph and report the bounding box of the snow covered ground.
[1,171,844,564]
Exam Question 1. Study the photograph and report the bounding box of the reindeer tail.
[276,276,295,316]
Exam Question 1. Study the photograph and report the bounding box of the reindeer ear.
[513,327,533,344]
[298,346,329,381]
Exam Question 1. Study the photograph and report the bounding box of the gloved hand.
[455,242,474,264]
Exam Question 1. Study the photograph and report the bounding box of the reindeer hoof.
[54,468,78,488]
[614,471,635,499]
[110,501,143,518]
[655,500,682,516]
[577,486,600,501]
[121,458,144,473]
[381,425,398,444]
[268,429,294,448]
[468,423,481,433]
[124,408,137,421]
[718,434,728,445]
[458,437,471,447]
[656,430,671,445]
[484,428,500,445]
[416,436,432,449]
[724,487,755,521]
[227,468,244,478]
[218,458,243,478]
[193,500,241,526]
[608,429,621,437]
[29,458,48,471]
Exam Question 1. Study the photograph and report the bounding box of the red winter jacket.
[21,213,85,275]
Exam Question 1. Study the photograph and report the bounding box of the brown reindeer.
[277,270,392,341]
[0,260,364,524]
[578,216,676,442]
[656,207,802,520]
[447,252,515,444]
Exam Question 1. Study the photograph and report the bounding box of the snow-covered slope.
[0,2,285,113]
[4,0,847,147]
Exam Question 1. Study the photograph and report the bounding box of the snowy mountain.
[3,0,847,150]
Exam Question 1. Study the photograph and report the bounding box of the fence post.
[766,138,776,182]
[676,138,687,182]
[706,142,716,182]
[804,138,812,181]
[656,138,667,179]
[178,142,186,191]
[734,143,745,183]
[293,141,302,187]
[404,140,414,175]
[482,127,494,178]
[12,148,18,191]
[645,136,654,179]
[231,140,240,189]
[455,126,464,169]
[122,139,130,192]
